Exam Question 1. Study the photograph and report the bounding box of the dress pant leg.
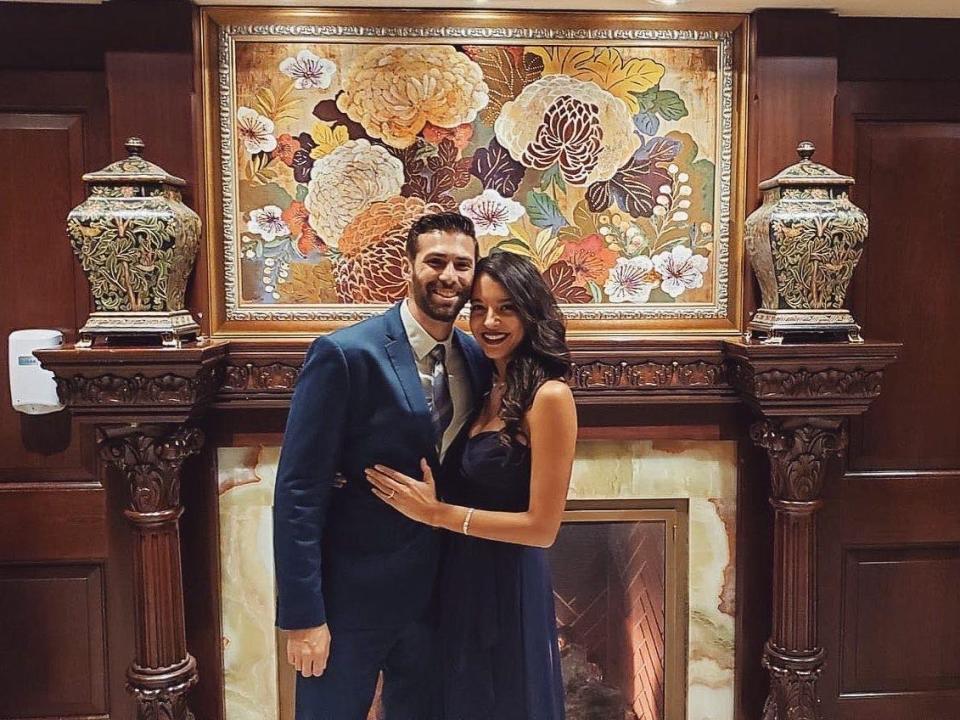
[295,627,395,720]
[380,618,443,720]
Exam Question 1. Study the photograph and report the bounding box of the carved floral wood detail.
[36,337,899,720]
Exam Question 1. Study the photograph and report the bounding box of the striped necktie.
[428,344,453,450]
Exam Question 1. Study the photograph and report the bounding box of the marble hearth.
[216,439,736,720]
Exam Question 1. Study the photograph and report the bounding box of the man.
[273,212,488,720]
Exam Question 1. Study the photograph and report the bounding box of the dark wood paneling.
[835,83,960,471]
[841,545,960,694]
[0,70,109,483]
[0,483,106,562]
[0,110,91,480]
[0,564,107,716]
[820,470,960,720]
[746,11,839,319]
[838,18,960,82]
[0,68,115,720]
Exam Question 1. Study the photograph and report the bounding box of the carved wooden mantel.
[37,336,898,720]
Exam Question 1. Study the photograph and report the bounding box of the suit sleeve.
[273,335,350,629]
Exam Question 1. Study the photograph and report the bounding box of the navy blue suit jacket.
[274,303,488,631]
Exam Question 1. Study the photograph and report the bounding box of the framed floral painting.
[200,10,747,336]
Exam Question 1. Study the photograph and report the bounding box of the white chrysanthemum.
[246,205,289,242]
[304,139,404,249]
[279,50,336,90]
[653,245,708,298]
[495,75,640,186]
[336,45,489,149]
[459,189,526,236]
[604,255,660,304]
[236,106,277,154]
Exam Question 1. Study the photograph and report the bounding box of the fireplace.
[551,506,688,720]
[217,439,736,720]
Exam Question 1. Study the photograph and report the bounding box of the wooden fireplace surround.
[36,335,898,720]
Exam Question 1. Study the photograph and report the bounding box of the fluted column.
[751,417,846,720]
[100,424,204,720]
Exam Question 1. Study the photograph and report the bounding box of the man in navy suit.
[273,212,488,720]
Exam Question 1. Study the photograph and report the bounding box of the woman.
[366,250,577,720]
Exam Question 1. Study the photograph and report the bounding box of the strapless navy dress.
[439,430,565,720]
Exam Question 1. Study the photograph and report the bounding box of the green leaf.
[587,280,604,303]
[542,163,566,192]
[295,184,308,202]
[654,90,688,121]
[631,86,660,114]
[526,190,567,231]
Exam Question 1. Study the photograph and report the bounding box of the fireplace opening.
[552,503,688,720]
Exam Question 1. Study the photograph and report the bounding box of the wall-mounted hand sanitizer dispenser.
[8,329,65,415]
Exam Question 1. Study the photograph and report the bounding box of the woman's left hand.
[366,458,440,526]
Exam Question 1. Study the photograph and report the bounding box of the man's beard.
[411,279,470,321]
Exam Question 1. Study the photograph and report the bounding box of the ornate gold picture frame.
[199,9,747,337]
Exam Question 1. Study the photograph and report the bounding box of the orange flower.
[282,201,323,255]
[272,133,299,167]
[422,122,474,150]
[560,234,618,287]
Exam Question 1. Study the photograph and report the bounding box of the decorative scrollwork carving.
[56,365,222,406]
[750,419,846,502]
[731,361,883,400]
[761,658,822,720]
[221,361,301,391]
[100,427,204,514]
[132,674,198,720]
[571,359,725,390]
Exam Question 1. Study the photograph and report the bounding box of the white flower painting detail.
[236,107,277,154]
[654,245,708,298]
[279,50,337,90]
[459,189,526,236]
[247,206,290,242]
[604,256,660,304]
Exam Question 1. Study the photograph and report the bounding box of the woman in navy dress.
[366,251,577,720]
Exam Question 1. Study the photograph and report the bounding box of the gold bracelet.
[462,507,475,535]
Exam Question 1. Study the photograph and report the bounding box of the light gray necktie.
[428,344,453,450]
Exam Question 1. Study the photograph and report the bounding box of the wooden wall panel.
[841,545,960,694]
[0,103,100,482]
[0,483,106,563]
[844,118,960,470]
[0,564,107,717]
[821,33,960,719]
[0,70,113,720]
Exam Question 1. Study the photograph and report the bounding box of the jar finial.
[797,141,816,161]
[125,137,145,157]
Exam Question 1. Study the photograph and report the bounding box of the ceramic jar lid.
[81,137,186,188]
[758,141,855,191]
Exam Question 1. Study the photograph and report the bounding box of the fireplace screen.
[346,504,689,720]
[551,505,687,720]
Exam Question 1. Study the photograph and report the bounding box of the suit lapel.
[384,303,439,465]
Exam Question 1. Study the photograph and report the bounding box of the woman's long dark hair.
[474,250,571,445]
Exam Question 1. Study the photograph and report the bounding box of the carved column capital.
[750,417,847,503]
[100,425,204,518]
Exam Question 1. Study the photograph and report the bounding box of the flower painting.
[210,13,743,331]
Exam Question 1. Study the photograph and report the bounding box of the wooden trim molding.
[36,336,899,720]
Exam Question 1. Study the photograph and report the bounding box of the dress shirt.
[400,299,472,459]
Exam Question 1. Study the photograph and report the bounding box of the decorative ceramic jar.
[67,137,201,347]
[743,141,867,344]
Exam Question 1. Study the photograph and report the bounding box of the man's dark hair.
[405,212,478,259]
